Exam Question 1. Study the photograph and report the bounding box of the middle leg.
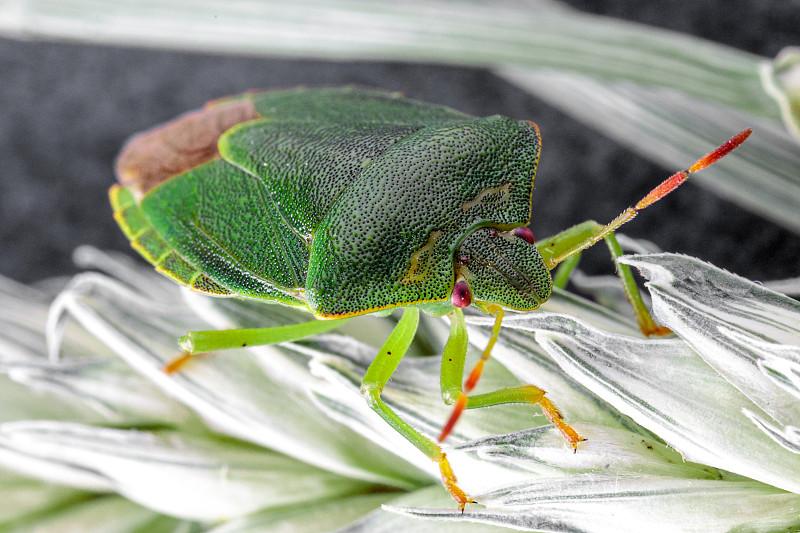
[438,308,583,447]
[360,307,475,510]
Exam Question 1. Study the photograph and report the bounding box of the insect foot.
[438,453,476,512]
[162,352,196,374]
[537,395,587,452]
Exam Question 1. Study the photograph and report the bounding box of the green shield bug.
[110,87,750,509]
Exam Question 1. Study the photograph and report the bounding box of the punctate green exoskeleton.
[111,87,751,509]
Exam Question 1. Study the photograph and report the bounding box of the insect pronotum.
[110,87,751,509]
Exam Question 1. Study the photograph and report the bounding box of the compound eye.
[512,226,535,246]
[450,279,472,308]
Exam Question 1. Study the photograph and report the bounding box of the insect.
[110,87,750,509]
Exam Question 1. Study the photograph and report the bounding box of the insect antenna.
[546,128,752,268]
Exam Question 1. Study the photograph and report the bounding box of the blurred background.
[0,0,798,284]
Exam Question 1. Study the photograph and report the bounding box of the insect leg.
[538,221,669,336]
[437,308,583,448]
[551,253,581,290]
[163,318,350,373]
[465,386,585,449]
[438,309,469,437]
[437,305,503,442]
[537,220,604,270]
[361,308,474,510]
[603,231,670,336]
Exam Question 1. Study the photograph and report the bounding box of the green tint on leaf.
[205,493,392,533]
[483,309,800,496]
[0,488,194,533]
[41,258,430,490]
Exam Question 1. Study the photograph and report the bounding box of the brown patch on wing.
[115,99,260,195]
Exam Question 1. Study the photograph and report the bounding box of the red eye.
[450,280,472,308]
[488,228,498,237]
[512,226,535,245]
[458,256,469,266]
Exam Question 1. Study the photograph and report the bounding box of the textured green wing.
[218,88,470,236]
[139,159,309,307]
[243,87,469,125]
[113,87,477,308]
[307,116,541,317]
[220,121,422,237]
[110,185,234,296]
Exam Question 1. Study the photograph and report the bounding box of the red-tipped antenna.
[546,129,752,268]
[637,128,752,210]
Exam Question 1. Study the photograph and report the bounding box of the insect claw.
[162,352,196,374]
[439,453,475,511]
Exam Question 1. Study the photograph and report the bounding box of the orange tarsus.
[162,352,195,374]
[438,453,476,511]
[537,396,586,451]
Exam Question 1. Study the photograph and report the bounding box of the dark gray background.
[1,0,799,285]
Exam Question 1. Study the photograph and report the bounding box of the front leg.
[360,307,474,510]
[538,222,669,336]
[438,309,583,448]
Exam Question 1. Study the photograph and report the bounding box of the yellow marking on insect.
[108,184,140,213]
[402,230,443,283]
[130,239,157,263]
[111,210,137,240]
[155,248,173,263]
[461,182,511,213]
[112,213,136,240]
[154,264,189,284]
[313,295,450,320]
[190,275,233,296]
